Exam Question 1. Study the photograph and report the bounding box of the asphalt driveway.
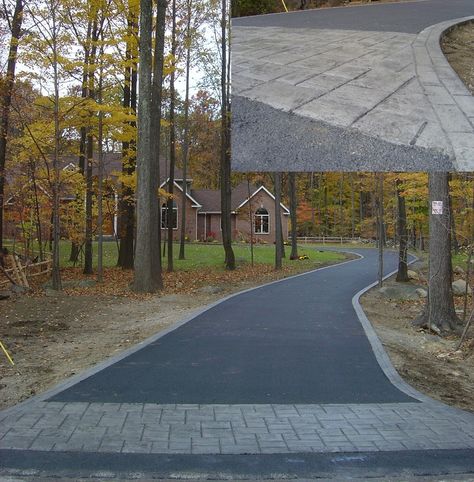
[49,249,413,405]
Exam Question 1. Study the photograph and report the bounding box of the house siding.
[160,193,198,241]
[235,189,288,244]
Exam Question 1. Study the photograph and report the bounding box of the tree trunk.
[97,36,104,283]
[395,177,409,282]
[167,0,177,272]
[247,177,254,266]
[133,0,164,293]
[350,173,355,238]
[117,9,137,269]
[415,172,458,332]
[0,0,23,249]
[289,172,298,259]
[274,172,283,269]
[448,174,459,254]
[84,18,99,275]
[179,0,192,260]
[377,173,384,287]
[69,19,92,264]
[220,0,235,270]
[51,4,61,290]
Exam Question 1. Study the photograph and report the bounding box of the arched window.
[254,207,269,234]
[161,200,178,229]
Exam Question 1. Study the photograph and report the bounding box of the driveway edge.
[352,255,474,421]
[413,16,474,171]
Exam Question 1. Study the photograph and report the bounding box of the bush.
[232,0,280,17]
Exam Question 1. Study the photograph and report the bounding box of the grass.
[57,240,344,271]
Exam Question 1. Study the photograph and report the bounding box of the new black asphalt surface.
[2,448,474,479]
[51,249,415,405]
[232,97,454,172]
[232,0,474,33]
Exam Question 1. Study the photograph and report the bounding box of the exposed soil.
[0,255,347,410]
[361,257,474,413]
[442,21,474,94]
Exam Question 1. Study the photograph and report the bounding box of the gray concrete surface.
[231,1,474,171]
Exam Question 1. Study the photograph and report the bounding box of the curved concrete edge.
[352,254,474,421]
[413,16,474,171]
[0,251,362,419]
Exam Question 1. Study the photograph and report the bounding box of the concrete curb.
[413,16,474,171]
[352,254,474,422]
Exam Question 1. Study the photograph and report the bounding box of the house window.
[161,200,178,229]
[254,207,269,234]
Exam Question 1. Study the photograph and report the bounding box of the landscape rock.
[43,279,97,289]
[196,285,225,295]
[378,284,422,301]
[0,290,11,300]
[453,265,465,276]
[10,284,28,294]
[415,288,428,299]
[44,288,61,297]
[452,279,472,296]
[407,270,419,281]
[76,279,97,288]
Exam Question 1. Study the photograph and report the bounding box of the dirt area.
[442,21,474,94]
[361,257,474,413]
[0,256,346,410]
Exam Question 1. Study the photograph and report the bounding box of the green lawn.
[58,241,344,271]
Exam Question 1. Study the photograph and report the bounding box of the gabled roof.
[193,182,290,214]
[160,179,202,207]
[235,185,290,214]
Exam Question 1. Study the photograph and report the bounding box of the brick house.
[4,153,289,244]
[161,173,290,244]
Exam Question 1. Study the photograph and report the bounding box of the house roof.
[160,179,202,207]
[193,182,290,214]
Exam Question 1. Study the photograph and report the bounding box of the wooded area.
[0,0,472,336]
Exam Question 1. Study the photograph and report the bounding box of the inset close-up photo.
[232,0,474,172]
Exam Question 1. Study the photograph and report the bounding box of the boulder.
[415,288,428,299]
[76,279,97,288]
[453,265,465,276]
[0,290,11,300]
[10,284,28,294]
[407,270,419,280]
[44,288,62,297]
[196,285,225,295]
[452,279,472,296]
[378,285,421,301]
